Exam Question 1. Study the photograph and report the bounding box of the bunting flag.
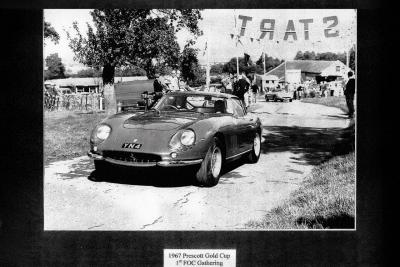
[203,41,208,56]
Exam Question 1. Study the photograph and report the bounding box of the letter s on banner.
[323,16,339,38]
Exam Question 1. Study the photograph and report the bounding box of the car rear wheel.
[196,137,223,187]
[248,132,261,163]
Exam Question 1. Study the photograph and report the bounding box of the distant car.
[61,88,72,95]
[88,91,262,186]
[265,89,293,102]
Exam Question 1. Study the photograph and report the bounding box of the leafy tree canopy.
[67,9,203,84]
[294,48,355,71]
[255,54,283,74]
[222,57,256,75]
[210,63,224,75]
[44,53,65,80]
[180,46,202,84]
[44,21,60,44]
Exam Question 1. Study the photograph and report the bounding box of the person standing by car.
[169,70,180,91]
[235,73,250,104]
[153,73,165,103]
[251,75,259,103]
[344,71,355,118]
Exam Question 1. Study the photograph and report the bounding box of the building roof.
[256,74,279,81]
[45,77,102,87]
[266,60,344,78]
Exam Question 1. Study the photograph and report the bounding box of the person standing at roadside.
[235,73,250,104]
[153,73,165,103]
[251,75,259,103]
[344,71,355,118]
[169,70,180,91]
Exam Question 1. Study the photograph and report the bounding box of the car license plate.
[122,143,142,149]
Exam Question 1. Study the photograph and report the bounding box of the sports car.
[265,89,293,102]
[88,91,262,186]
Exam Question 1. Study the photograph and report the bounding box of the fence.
[44,92,104,111]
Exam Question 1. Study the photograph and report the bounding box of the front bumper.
[87,151,202,167]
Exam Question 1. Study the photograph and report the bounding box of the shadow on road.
[88,166,198,187]
[261,124,355,166]
[87,158,250,187]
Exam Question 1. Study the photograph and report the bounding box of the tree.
[67,9,202,114]
[222,57,256,75]
[255,54,283,74]
[294,49,355,71]
[210,63,224,75]
[294,51,316,60]
[44,53,65,80]
[180,46,204,86]
[44,22,60,44]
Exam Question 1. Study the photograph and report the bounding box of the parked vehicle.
[265,89,293,102]
[88,91,262,186]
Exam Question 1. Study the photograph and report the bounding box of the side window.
[226,99,235,115]
[231,99,245,117]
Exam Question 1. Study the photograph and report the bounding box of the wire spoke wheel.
[253,133,261,157]
[211,147,222,178]
[248,132,261,163]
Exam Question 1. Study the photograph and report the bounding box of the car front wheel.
[248,132,261,163]
[196,137,223,187]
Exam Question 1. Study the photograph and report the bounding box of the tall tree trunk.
[102,64,117,115]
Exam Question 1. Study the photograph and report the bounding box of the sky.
[44,9,356,73]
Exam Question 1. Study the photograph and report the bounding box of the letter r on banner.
[259,19,275,40]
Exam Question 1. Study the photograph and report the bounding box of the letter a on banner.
[284,20,297,41]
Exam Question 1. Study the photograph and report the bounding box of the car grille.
[102,151,161,163]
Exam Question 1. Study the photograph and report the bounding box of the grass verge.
[246,151,355,229]
[301,96,349,113]
[44,111,107,164]
[247,117,355,229]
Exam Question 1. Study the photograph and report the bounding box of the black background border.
[0,1,386,266]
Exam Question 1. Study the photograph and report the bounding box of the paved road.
[44,98,351,230]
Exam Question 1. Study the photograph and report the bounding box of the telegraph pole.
[263,51,266,75]
[206,38,210,90]
[236,55,239,76]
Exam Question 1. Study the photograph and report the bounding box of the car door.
[229,99,253,154]
[224,99,241,157]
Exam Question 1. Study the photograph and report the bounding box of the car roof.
[167,90,238,99]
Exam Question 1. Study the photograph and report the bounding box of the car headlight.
[95,124,111,141]
[180,130,195,146]
[169,129,196,150]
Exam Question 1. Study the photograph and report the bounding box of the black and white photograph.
[43,9,357,231]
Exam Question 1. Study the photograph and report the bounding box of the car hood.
[123,111,202,131]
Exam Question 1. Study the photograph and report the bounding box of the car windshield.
[153,94,226,114]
